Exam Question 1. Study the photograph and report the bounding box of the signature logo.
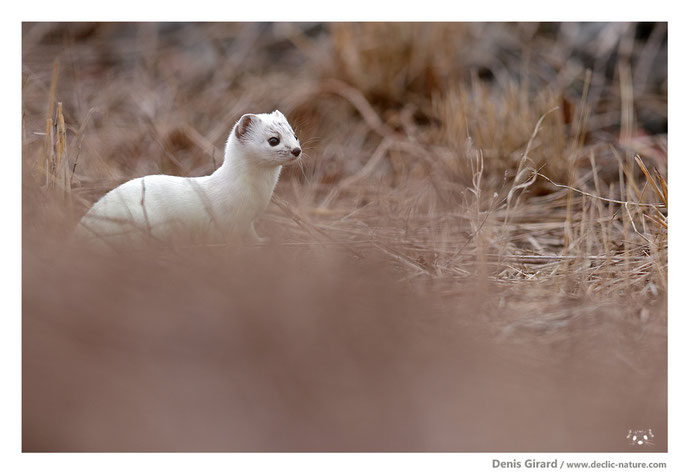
[627,429,655,447]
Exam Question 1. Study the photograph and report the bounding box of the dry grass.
[22,22,667,452]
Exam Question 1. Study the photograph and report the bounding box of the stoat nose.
[291,147,302,157]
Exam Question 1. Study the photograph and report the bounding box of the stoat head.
[229,110,302,167]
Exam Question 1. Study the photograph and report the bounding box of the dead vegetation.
[22,22,667,451]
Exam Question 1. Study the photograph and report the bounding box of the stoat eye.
[293,132,298,140]
[268,137,280,146]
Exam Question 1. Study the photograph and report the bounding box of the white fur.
[76,110,301,248]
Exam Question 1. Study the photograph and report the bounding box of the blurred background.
[22,23,667,452]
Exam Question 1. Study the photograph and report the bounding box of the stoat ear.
[235,114,256,141]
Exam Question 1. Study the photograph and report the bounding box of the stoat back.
[76,174,220,247]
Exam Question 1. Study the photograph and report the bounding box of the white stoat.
[76,110,302,248]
